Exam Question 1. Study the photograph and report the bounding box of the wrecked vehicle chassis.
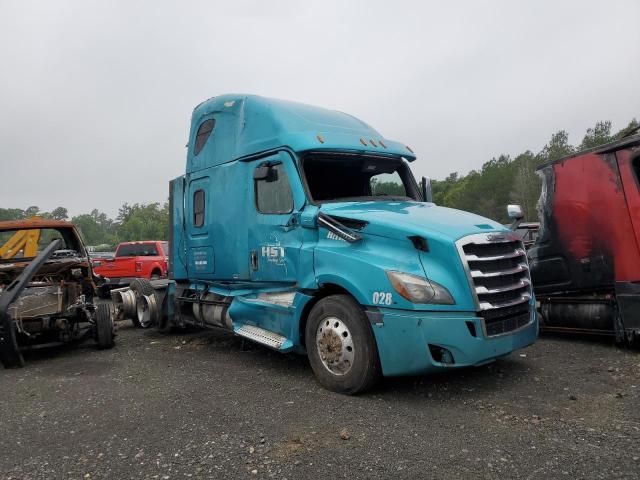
[0,220,115,368]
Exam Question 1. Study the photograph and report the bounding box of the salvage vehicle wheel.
[95,303,115,350]
[136,293,158,329]
[305,294,380,394]
[0,320,25,368]
[129,279,155,328]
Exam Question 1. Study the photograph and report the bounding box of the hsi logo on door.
[261,234,286,266]
[261,245,285,263]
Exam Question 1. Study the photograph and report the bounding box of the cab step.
[234,324,289,350]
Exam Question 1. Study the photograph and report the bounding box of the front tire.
[305,294,380,394]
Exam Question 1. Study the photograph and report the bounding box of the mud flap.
[615,282,640,345]
[0,313,24,368]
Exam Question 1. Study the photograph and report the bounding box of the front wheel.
[305,294,380,394]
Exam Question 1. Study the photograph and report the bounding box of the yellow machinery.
[0,227,41,259]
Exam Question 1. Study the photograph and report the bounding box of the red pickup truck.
[94,241,168,295]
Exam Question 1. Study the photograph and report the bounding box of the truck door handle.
[250,250,258,271]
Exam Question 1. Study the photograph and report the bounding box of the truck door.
[248,152,305,284]
[186,175,215,278]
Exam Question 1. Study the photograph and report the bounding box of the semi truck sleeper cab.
[121,94,538,394]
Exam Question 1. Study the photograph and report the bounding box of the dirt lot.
[1,321,639,480]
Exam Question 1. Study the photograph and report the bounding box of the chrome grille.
[456,233,533,337]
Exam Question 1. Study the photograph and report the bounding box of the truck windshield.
[302,154,419,203]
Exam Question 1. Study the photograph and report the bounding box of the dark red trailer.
[530,132,640,345]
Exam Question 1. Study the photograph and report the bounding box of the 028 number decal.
[372,291,393,305]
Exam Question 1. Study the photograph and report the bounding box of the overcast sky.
[1,0,638,218]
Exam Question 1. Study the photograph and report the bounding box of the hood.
[319,201,506,241]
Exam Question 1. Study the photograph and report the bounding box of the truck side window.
[255,164,293,214]
[194,119,215,156]
[193,189,205,227]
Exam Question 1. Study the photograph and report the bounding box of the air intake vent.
[456,233,533,337]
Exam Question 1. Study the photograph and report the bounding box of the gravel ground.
[1,321,639,480]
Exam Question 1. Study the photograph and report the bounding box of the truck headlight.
[386,271,455,305]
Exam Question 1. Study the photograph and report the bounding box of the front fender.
[311,230,477,311]
[314,273,372,306]
[313,233,423,309]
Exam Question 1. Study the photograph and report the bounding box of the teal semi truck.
[119,94,538,394]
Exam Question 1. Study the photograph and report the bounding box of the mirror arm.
[509,218,524,231]
[421,177,433,203]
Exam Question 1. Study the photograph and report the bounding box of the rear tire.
[305,294,380,394]
[95,303,115,350]
[129,279,154,328]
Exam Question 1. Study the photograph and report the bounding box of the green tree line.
[0,202,169,249]
[432,119,638,223]
[1,118,637,246]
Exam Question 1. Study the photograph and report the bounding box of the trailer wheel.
[129,279,155,328]
[95,303,115,350]
[0,319,25,368]
[305,294,380,394]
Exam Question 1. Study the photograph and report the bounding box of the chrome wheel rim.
[136,294,156,328]
[316,316,354,376]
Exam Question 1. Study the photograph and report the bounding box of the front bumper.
[370,306,538,376]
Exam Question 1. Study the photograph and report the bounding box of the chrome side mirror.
[507,204,524,220]
[507,204,524,230]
